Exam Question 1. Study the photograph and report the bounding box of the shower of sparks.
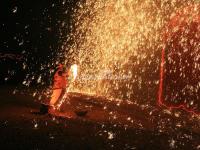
[159,3,200,114]
[3,1,199,147]
[68,0,166,97]
[15,0,200,114]
[64,0,200,111]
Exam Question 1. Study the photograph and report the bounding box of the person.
[49,64,69,108]
[39,63,69,114]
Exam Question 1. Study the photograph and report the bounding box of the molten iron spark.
[63,0,200,114]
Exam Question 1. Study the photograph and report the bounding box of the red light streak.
[158,48,200,116]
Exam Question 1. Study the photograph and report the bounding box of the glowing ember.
[68,0,166,98]
[70,64,78,82]
[66,0,200,104]
[159,3,200,114]
[18,0,200,114]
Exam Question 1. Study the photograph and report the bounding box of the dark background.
[0,0,79,86]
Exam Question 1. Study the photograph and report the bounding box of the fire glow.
[63,0,200,114]
[158,48,200,115]
[70,64,78,82]
[158,4,200,115]
[68,0,165,97]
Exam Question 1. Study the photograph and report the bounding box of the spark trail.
[62,0,200,113]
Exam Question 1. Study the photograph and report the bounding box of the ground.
[0,86,200,150]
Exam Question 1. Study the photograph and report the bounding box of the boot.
[39,103,49,114]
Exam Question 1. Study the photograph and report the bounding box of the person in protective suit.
[49,64,69,107]
[39,64,69,114]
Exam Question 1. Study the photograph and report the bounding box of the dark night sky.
[0,0,79,85]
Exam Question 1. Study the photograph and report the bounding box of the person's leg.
[59,88,66,100]
[55,88,69,110]
[49,89,63,106]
